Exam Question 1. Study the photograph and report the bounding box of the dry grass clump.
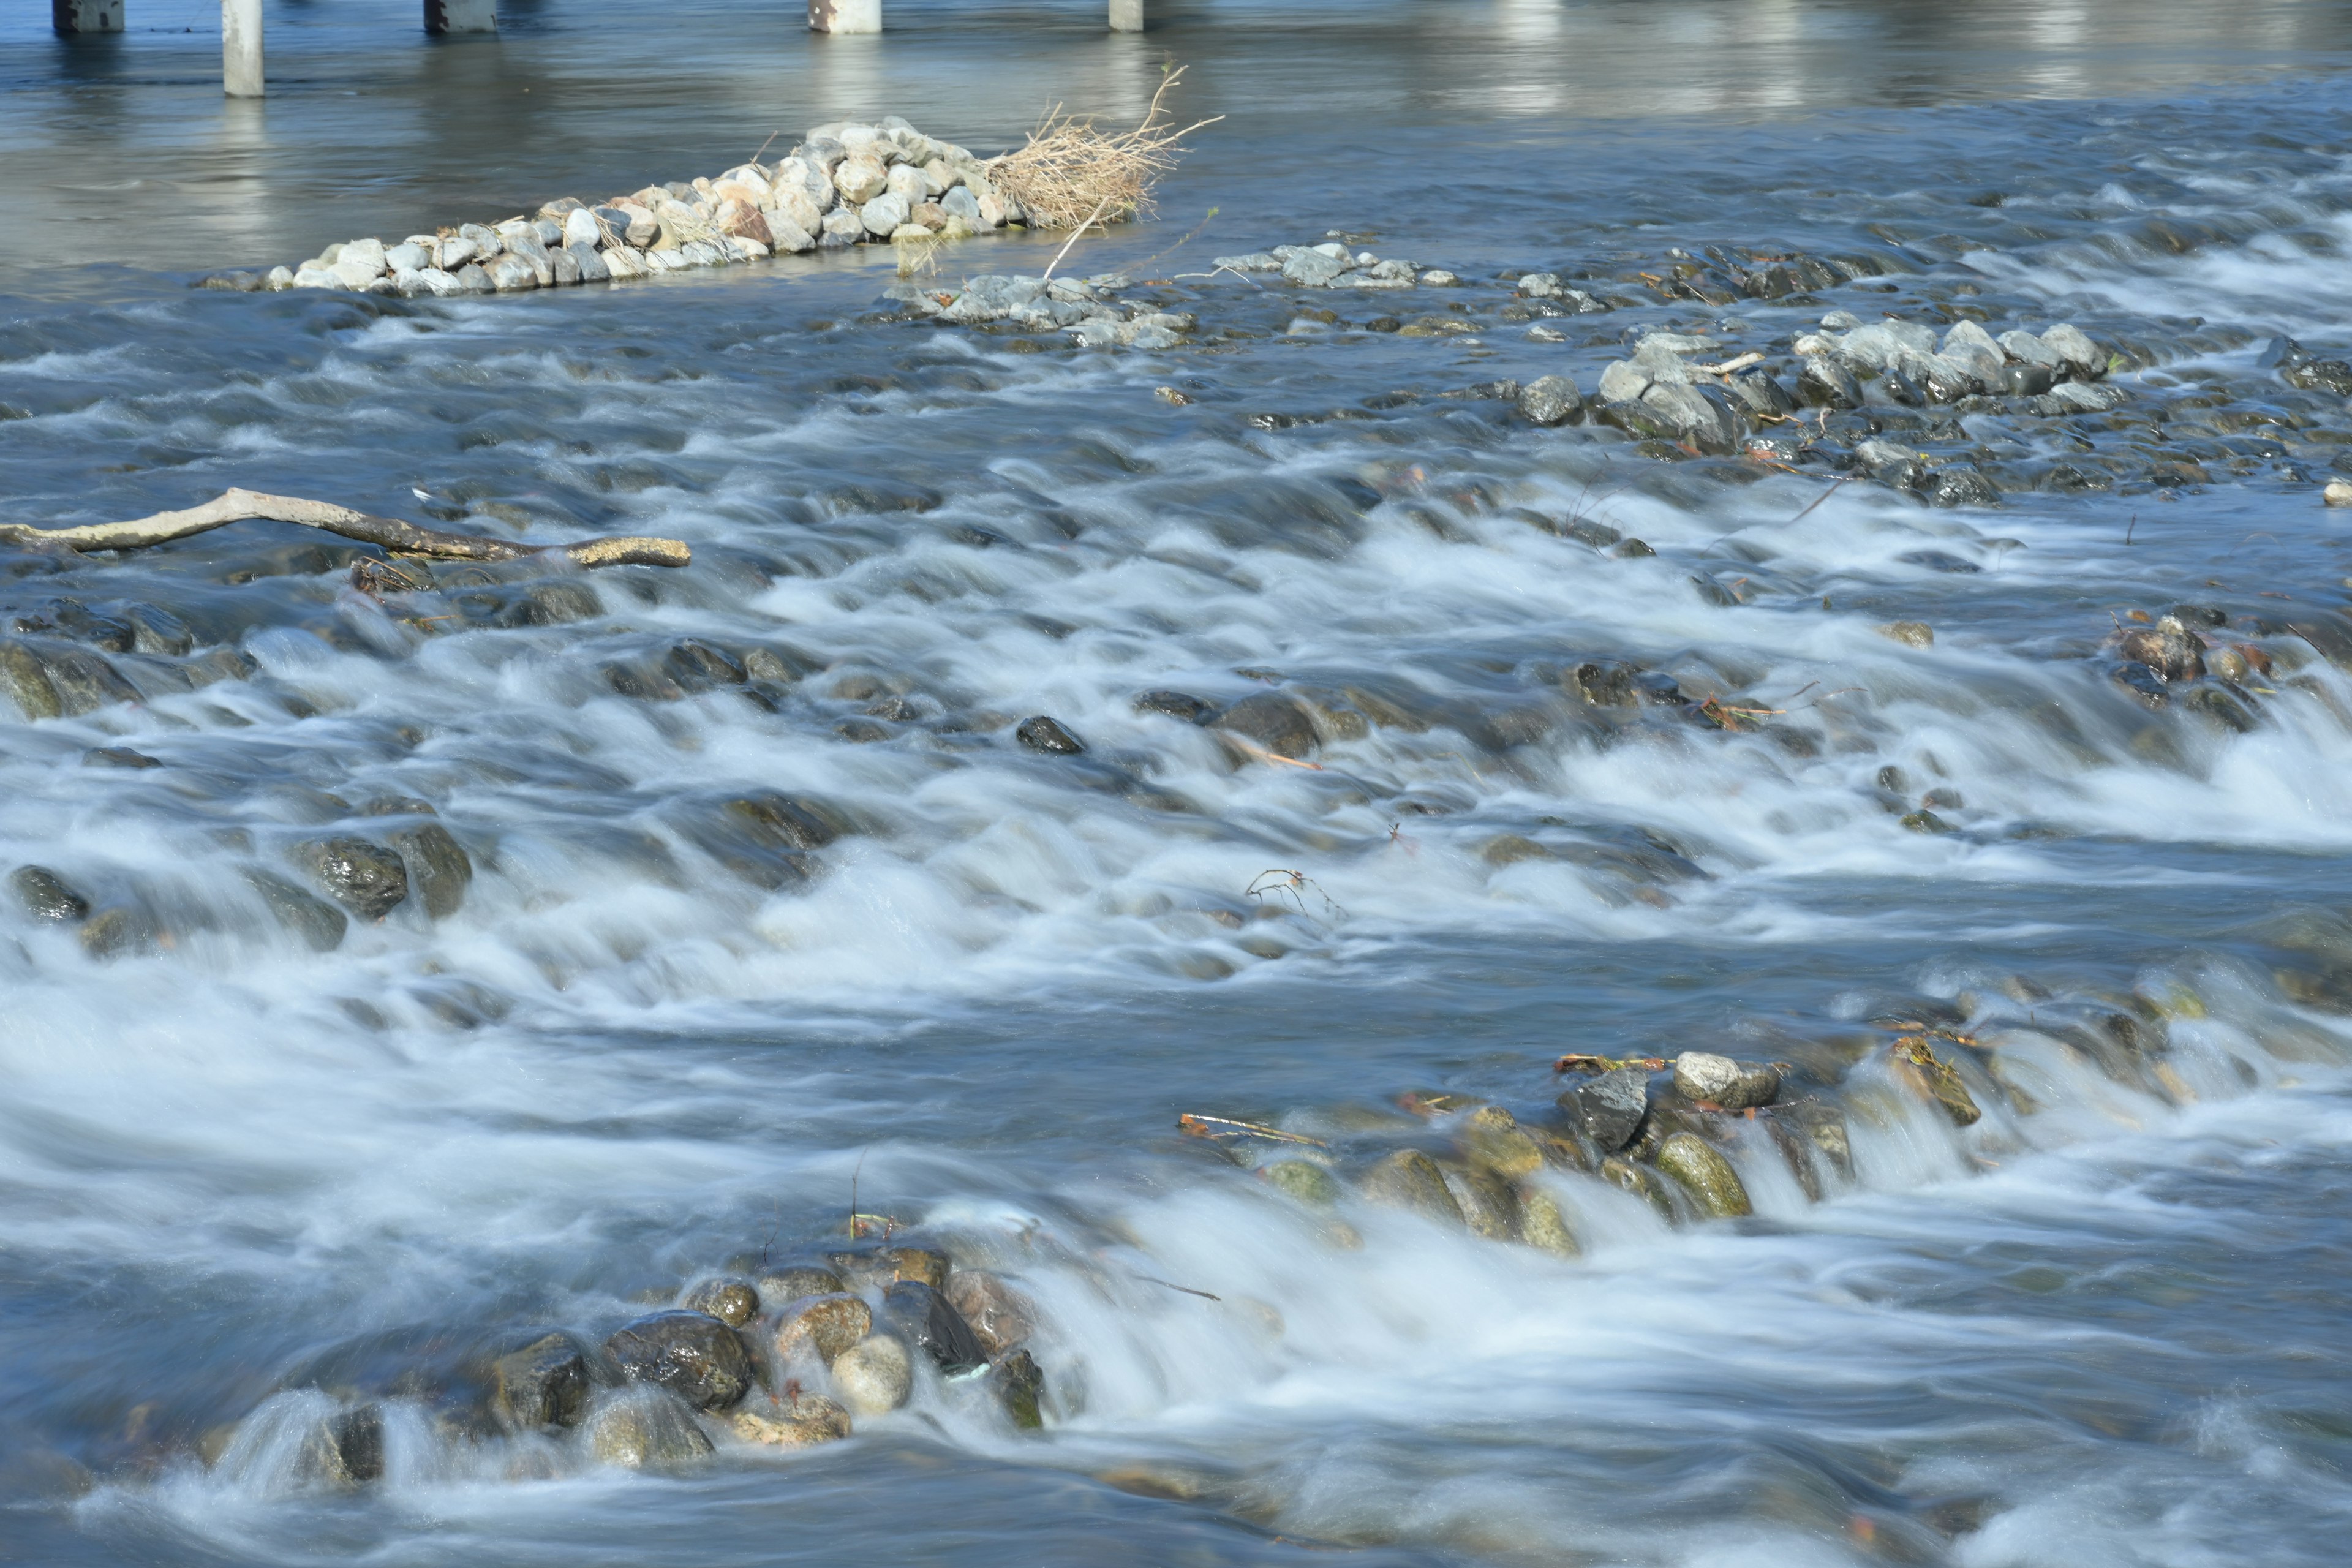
[986,65,1221,233]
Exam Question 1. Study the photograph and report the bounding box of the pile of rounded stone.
[885,271,1200,350]
[200,1240,1048,1485]
[196,116,1028,297]
[1213,240,1460,291]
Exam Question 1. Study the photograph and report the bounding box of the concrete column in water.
[52,0,125,34]
[1109,0,1144,31]
[809,0,881,34]
[222,0,263,98]
[424,0,497,32]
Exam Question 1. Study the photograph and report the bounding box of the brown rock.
[772,1292,873,1366]
[943,1270,1036,1358]
[730,1394,851,1447]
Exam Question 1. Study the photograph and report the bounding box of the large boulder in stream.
[772,1293,872,1366]
[944,1270,1036,1357]
[1562,1066,1650,1152]
[1359,1149,1466,1226]
[880,1280,989,1374]
[603,1310,755,1411]
[831,1333,913,1415]
[1672,1052,1781,1110]
[297,837,409,921]
[1654,1132,1752,1219]
[488,1333,591,1432]
[587,1384,714,1468]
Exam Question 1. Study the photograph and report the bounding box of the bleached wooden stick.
[0,487,690,568]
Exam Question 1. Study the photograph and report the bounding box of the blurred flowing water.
[9,3,2352,1566]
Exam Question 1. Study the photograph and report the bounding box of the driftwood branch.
[0,488,691,569]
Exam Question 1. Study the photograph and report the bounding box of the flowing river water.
[10,2,2352,1564]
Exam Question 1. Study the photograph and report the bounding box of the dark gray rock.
[489,1333,591,1431]
[1796,356,1864,410]
[391,823,473,919]
[79,905,162,960]
[1213,691,1320,758]
[1923,463,2000,508]
[9,865,89,923]
[1016,715,1086,755]
[1517,374,1585,427]
[990,1347,1045,1430]
[1562,1065,1649,1152]
[82,747,160,770]
[755,1264,846,1305]
[603,1310,753,1411]
[241,867,348,952]
[298,837,409,921]
[680,1277,759,1327]
[881,1280,989,1374]
[1133,689,1214,723]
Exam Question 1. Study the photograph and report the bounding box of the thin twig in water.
[1789,475,1850,524]
[1132,1273,1222,1302]
[1223,734,1324,771]
[1123,205,1221,278]
[748,129,783,167]
[1247,869,1346,919]
[1039,196,1114,284]
[847,1148,866,1240]
[2125,513,2137,546]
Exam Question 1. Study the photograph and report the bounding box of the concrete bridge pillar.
[53,0,124,32]
[222,0,263,97]
[809,0,881,32]
[1110,0,1144,31]
[425,0,497,32]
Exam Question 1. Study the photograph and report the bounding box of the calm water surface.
[7,4,2352,1566]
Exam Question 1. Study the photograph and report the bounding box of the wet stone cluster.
[195,116,1028,297]
[197,1240,1049,1489]
[1194,970,2231,1257]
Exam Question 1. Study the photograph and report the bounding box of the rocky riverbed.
[14,24,2352,1568]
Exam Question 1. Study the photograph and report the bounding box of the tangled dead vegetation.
[985,65,1221,233]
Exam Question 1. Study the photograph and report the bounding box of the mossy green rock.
[1655,1132,1752,1218]
[1359,1149,1465,1227]
[1263,1159,1340,1205]
[1515,1184,1581,1257]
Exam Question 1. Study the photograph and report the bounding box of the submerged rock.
[1515,1183,1581,1257]
[298,837,409,921]
[587,1385,715,1468]
[390,823,472,919]
[1213,691,1321,759]
[1442,1163,1521,1240]
[1460,1105,1544,1178]
[1598,1154,1675,1221]
[881,1280,989,1374]
[489,1333,591,1432]
[827,1245,950,1291]
[1359,1148,1466,1226]
[731,1394,852,1447]
[1654,1132,1752,1218]
[604,1310,755,1411]
[944,1270,1036,1357]
[8,865,90,924]
[1262,1158,1342,1205]
[680,1276,760,1327]
[1016,714,1087,755]
[772,1293,872,1366]
[756,1264,846,1305]
[831,1333,914,1415]
[240,867,347,951]
[1890,1036,1983,1126]
[990,1348,1045,1430]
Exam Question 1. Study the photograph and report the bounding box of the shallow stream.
[9,4,2352,1565]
